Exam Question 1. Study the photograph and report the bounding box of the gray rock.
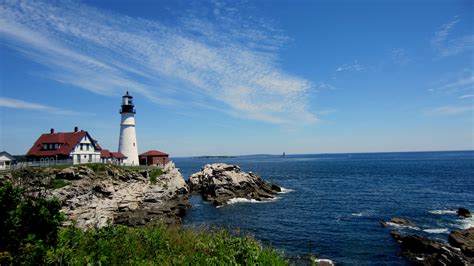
[188,163,281,206]
[457,208,472,218]
[449,227,474,258]
[381,217,417,228]
[390,232,471,265]
[11,162,191,229]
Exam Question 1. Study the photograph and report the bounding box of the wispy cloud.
[0,97,86,115]
[429,69,474,95]
[431,16,474,57]
[423,105,473,116]
[459,94,474,99]
[391,48,411,65]
[0,0,316,124]
[314,82,336,92]
[336,61,365,72]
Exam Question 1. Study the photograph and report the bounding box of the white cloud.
[431,17,474,57]
[424,105,473,116]
[391,48,411,65]
[429,69,474,95]
[459,94,474,99]
[336,61,365,72]
[0,0,315,124]
[0,97,86,115]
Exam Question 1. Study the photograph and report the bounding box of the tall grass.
[46,225,288,265]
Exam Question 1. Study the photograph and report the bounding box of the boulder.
[188,163,281,206]
[381,217,417,228]
[457,208,472,218]
[390,232,470,265]
[449,227,474,258]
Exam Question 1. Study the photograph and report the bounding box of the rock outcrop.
[390,228,474,265]
[457,208,472,218]
[5,162,190,228]
[381,217,417,228]
[188,163,281,206]
[449,227,474,258]
[390,232,470,265]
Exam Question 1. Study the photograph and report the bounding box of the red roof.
[27,131,88,157]
[100,149,113,158]
[101,150,127,159]
[139,150,169,157]
[110,152,127,159]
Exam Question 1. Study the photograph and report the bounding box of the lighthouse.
[118,91,139,165]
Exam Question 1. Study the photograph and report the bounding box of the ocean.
[173,151,474,265]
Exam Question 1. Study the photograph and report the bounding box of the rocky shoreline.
[3,162,191,228]
[382,215,474,265]
[2,162,282,228]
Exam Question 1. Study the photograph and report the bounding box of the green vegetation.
[0,181,63,265]
[149,168,163,184]
[46,225,287,265]
[48,179,69,189]
[0,180,288,265]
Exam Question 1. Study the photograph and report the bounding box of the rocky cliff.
[188,163,281,206]
[4,162,190,228]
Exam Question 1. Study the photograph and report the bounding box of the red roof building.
[139,150,169,166]
[100,149,127,165]
[26,127,102,165]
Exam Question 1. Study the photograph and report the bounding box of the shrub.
[49,179,69,189]
[0,181,63,265]
[46,224,288,265]
[149,168,162,184]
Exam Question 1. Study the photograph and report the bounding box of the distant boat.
[282,152,286,157]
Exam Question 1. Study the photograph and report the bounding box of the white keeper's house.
[0,151,16,170]
[26,127,103,165]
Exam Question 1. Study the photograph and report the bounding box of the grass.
[45,224,288,265]
[48,179,69,189]
[149,168,163,184]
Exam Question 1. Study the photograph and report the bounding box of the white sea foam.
[351,210,374,217]
[429,209,457,215]
[312,258,334,266]
[279,187,294,194]
[225,197,279,206]
[423,228,449,234]
[384,222,420,231]
[456,216,474,230]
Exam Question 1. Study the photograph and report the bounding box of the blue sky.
[0,0,473,156]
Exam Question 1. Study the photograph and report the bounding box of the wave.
[429,209,457,215]
[423,228,449,234]
[224,197,279,206]
[455,217,474,230]
[351,210,374,217]
[384,222,420,231]
[312,258,334,265]
[279,187,294,194]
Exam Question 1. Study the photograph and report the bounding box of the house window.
[80,144,83,150]
[43,144,47,150]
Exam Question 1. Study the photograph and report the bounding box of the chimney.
[50,128,55,134]
[74,126,78,132]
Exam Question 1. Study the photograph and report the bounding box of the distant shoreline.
[175,149,474,159]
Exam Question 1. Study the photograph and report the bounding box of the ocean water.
[173,151,474,265]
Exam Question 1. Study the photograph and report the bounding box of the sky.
[0,0,473,156]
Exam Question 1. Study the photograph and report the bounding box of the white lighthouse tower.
[118,91,139,165]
